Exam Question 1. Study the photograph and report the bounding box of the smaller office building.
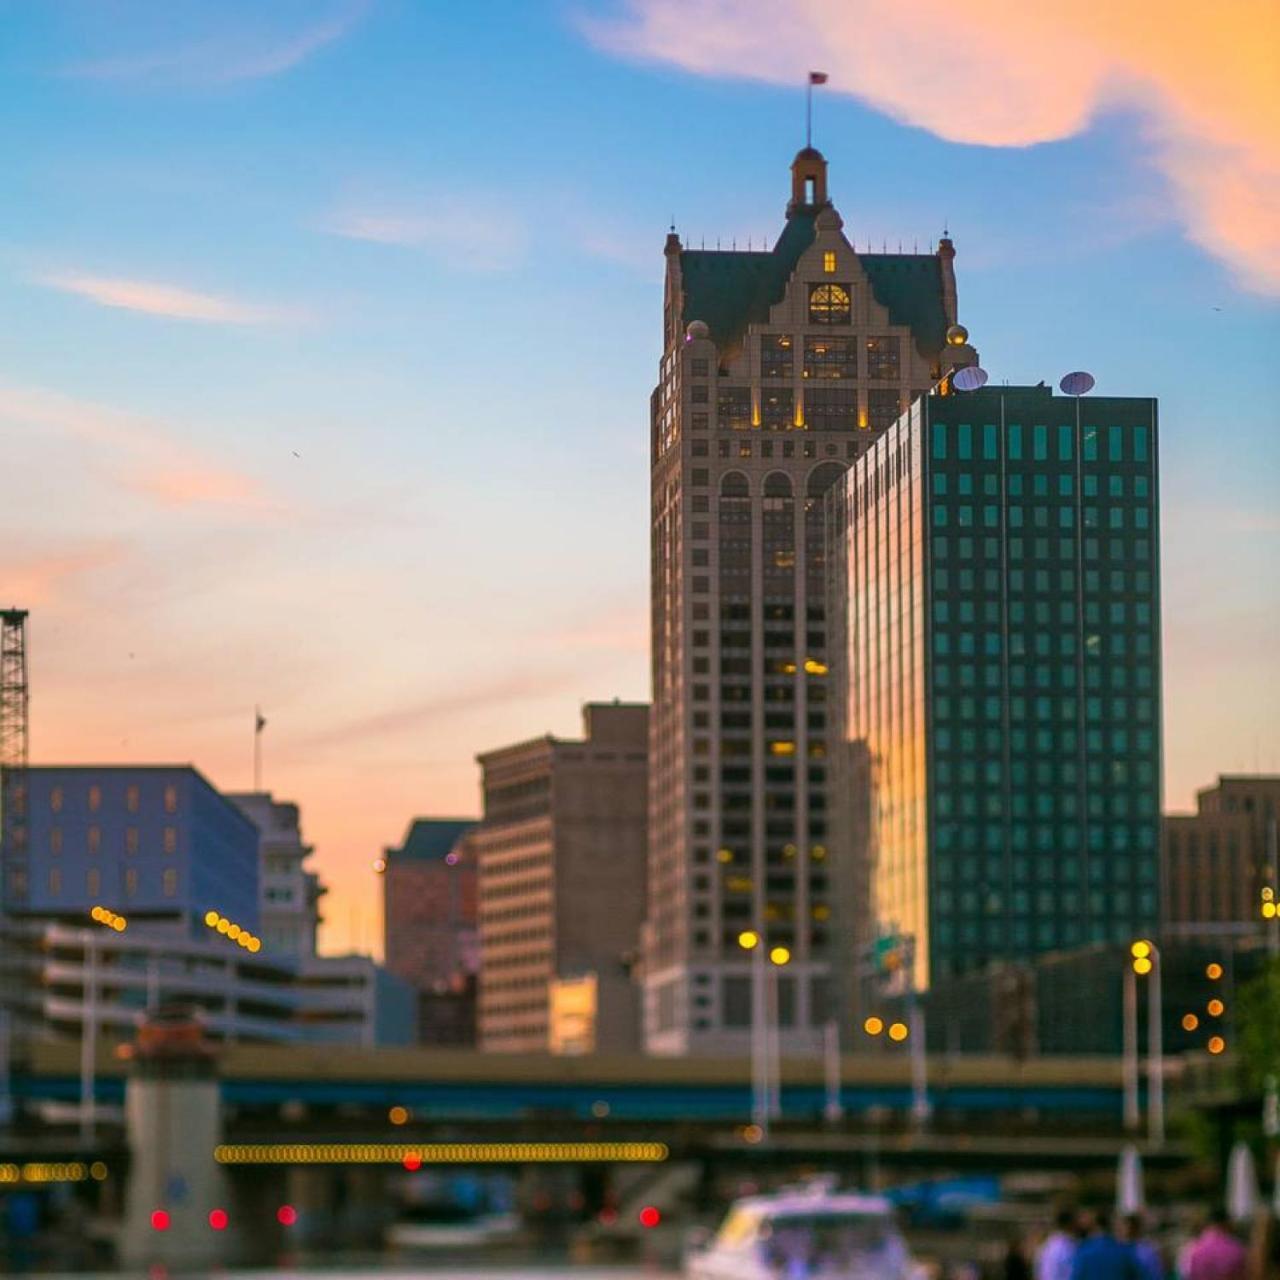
[1,765,259,931]
[474,702,648,1055]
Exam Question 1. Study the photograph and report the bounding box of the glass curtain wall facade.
[830,386,1162,995]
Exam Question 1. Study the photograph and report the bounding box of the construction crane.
[0,608,27,1126]
[0,608,29,907]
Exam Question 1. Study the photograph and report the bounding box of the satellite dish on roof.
[952,366,988,392]
[1059,370,1096,396]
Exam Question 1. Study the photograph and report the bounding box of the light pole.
[1122,963,1140,1129]
[81,905,127,1146]
[1261,817,1279,959]
[823,1018,844,1124]
[738,930,769,1135]
[766,945,790,1121]
[1131,939,1164,1146]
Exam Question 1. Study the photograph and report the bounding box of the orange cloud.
[37,272,295,325]
[0,540,127,608]
[589,0,1280,293]
[0,380,277,514]
[124,467,280,512]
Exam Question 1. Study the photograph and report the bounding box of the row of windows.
[932,503,1152,531]
[753,334,899,380]
[19,783,181,816]
[935,696,1155,724]
[931,472,1151,499]
[931,421,1151,463]
[934,826,1157,854]
[933,726,1158,753]
[933,537,1153,570]
[46,826,178,856]
[44,867,178,898]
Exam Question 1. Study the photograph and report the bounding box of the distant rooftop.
[388,818,476,863]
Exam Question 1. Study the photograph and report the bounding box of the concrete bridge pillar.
[119,1009,232,1270]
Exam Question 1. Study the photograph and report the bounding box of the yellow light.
[388,1105,409,1126]
[1264,887,1275,902]
[779,662,797,675]
[247,938,261,953]
[823,250,836,274]
[888,1022,909,1042]
[812,845,827,861]
[1206,963,1224,980]
[89,1161,108,1180]
[112,917,126,932]
[737,930,759,951]
[863,1016,884,1036]
[1131,940,1152,960]
[769,741,796,756]
[1208,1036,1226,1055]
[214,1141,669,1166]
[216,918,230,934]
[803,659,828,676]
[1207,998,1225,1017]
[204,910,219,928]
[769,946,791,967]
[742,1124,764,1145]
[227,924,242,941]
[716,848,734,864]
[90,906,104,922]
[1182,1014,1199,1031]
[1263,903,1277,920]
[1133,957,1153,976]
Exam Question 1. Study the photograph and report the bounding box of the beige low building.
[473,702,647,1054]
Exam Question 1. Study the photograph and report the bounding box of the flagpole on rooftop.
[253,706,265,792]
[806,71,827,150]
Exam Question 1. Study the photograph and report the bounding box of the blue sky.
[1,0,1275,953]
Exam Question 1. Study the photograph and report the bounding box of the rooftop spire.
[788,147,829,218]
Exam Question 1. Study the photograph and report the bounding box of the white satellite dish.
[952,366,988,391]
[1059,371,1096,396]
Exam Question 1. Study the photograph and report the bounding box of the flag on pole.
[255,708,266,734]
[809,71,828,85]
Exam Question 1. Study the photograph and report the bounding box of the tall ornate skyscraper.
[643,149,974,1054]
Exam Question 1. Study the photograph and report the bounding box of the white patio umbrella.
[1226,1141,1260,1224]
[1117,1144,1146,1215]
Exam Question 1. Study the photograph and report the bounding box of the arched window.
[809,283,851,325]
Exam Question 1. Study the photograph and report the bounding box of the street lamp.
[737,930,769,1135]
[81,906,126,1146]
[1129,939,1164,1146]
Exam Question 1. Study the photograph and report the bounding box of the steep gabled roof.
[390,818,475,862]
[678,211,948,359]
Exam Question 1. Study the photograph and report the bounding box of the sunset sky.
[3,0,1277,955]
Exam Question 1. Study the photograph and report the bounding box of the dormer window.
[823,251,836,274]
[809,283,851,325]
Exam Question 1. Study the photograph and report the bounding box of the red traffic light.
[208,1208,229,1231]
[403,1152,422,1171]
[639,1205,661,1229]
[277,1204,298,1226]
[150,1208,170,1231]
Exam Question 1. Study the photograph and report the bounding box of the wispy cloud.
[65,0,370,87]
[0,539,129,608]
[36,271,298,326]
[0,381,280,515]
[586,0,1280,295]
[322,196,528,270]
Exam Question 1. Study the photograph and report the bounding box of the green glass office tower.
[828,385,1161,994]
